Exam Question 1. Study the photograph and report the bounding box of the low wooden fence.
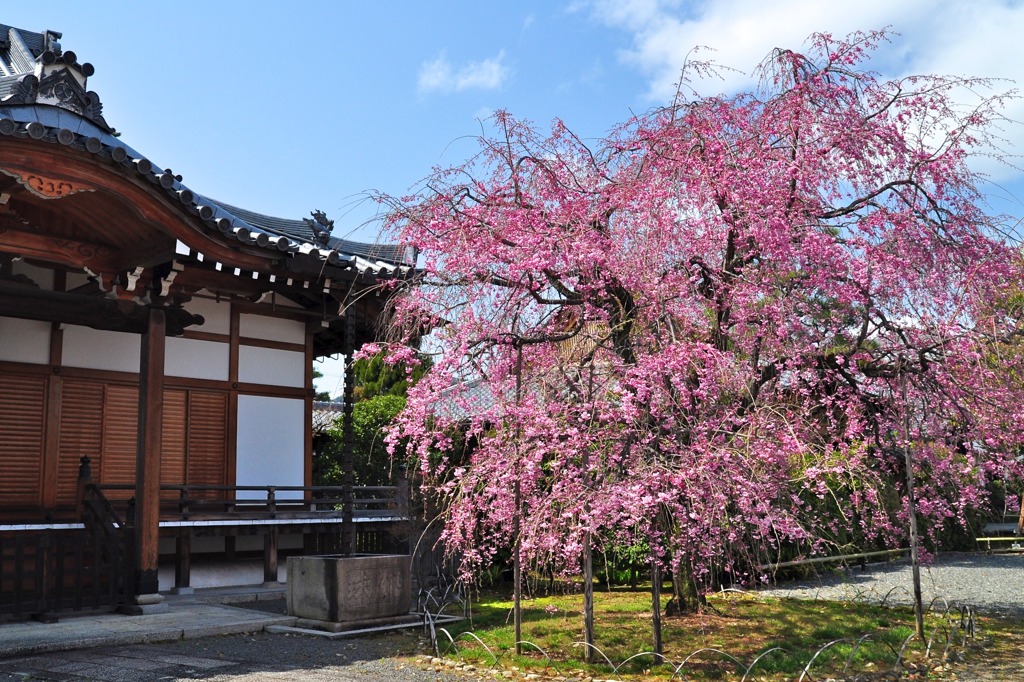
[90,483,407,523]
[1,476,413,621]
[0,527,127,624]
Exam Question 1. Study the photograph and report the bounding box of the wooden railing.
[1,458,413,615]
[0,528,130,623]
[92,483,408,523]
[0,477,130,623]
[80,481,133,601]
[91,481,411,592]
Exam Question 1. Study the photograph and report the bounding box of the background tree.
[376,30,1024,618]
[352,352,429,401]
[311,367,332,401]
[315,352,430,486]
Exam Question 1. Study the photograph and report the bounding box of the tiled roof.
[432,379,500,422]
[213,201,413,265]
[0,22,414,275]
[312,401,344,435]
[0,25,110,132]
[0,23,45,60]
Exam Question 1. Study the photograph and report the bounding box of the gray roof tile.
[213,201,411,264]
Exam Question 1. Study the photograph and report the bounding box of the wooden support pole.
[651,556,663,656]
[76,455,92,520]
[901,373,925,641]
[581,435,594,663]
[1016,492,1024,537]
[397,464,410,519]
[340,313,355,556]
[582,533,595,663]
[513,344,523,656]
[263,486,278,582]
[173,531,192,594]
[396,464,411,555]
[513,481,522,656]
[263,528,279,584]
[134,308,165,600]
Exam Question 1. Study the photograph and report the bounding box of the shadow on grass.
[434,588,981,680]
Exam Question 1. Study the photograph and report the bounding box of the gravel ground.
[758,552,1024,681]
[758,551,1024,618]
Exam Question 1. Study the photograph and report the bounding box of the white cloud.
[582,0,1024,95]
[418,50,510,94]
[582,0,1024,181]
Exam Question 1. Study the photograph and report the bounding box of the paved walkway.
[0,632,466,681]
[0,585,472,681]
[0,585,294,657]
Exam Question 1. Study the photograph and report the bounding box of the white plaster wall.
[239,314,305,345]
[238,346,305,388]
[165,337,229,380]
[12,261,54,290]
[62,326,140,373]
[0,316,51,364]
[185,296,231,335]
[236,395,304,500]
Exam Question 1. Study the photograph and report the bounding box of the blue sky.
[4,1,1023,396]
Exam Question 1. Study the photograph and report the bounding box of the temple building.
[0,23,409,619]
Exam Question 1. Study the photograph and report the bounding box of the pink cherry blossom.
[375,30,1024,590]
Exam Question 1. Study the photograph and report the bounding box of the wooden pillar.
[173,531,192,594]
[340,313,355,555]
[76,455,93,520]
[263,528,279,584]
[1016,491,1024,537]
[396,464,410,519]
[134,308,165,600]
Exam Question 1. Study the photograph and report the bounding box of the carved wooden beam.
[0,278,203,335]
[0,142,274,272]
[0,223,119,271]
[0,167,95,199]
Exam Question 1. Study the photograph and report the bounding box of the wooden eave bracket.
[0,277,203,335]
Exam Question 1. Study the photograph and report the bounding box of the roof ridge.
[209,199,410,264]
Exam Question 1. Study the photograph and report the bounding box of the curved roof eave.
[0,104,414,277]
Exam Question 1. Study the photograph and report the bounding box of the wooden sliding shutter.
[161,389,187,486]
[56,380,104,505]
[99,384,138,500]
[0,373,231,515]
[187,391,227,489]
[56,380,140,503]
[0,374,47,508]
[160,388,227,495]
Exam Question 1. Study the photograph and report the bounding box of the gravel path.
[759,551,1024,618]
[757,552,1024,680]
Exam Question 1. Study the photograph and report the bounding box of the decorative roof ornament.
[0,24,112,132]
[303,209,334,246]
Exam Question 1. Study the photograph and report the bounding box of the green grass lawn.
[432,586,1006,680]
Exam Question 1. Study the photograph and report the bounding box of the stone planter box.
[286,554,411,630]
